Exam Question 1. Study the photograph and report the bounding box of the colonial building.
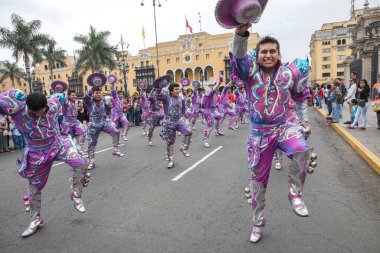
[349,2,380,87]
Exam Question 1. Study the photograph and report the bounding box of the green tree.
[39,40,67,82]
[74,25,118,75]
[0,61,24,87]
[0,14,50,89]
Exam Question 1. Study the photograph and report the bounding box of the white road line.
[171,146,223,182]
[52,144,124,167]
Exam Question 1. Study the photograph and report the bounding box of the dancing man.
[231,23,317,243]
[140,88,151,136]
[147,89,164,146]
[190,85,204,130]
[0,89,90,237]
[110,77,130,142]
[84,73,124,170]
[155,76,192,168]
[217,81,237,132]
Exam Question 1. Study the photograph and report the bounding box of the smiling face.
[69,92,77,101]
[93,90,102,101]
[257,43,280,74]
[171,86,180,98]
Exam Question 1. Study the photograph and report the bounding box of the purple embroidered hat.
[180,78,191,87]
[107,74,118,85]
[138,81,148,90]
[87,73,107,87]
[153,75,171,89]
[192,81,201,89]
[51,80,68,93]
[215,0,269,29]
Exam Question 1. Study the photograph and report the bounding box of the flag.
[142,25,146,39]
[186,17,193,33]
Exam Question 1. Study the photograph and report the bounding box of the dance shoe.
[275,162,282,170]
[192,126,196,130]
[122,135,128,141]
[167,161,174,168]
[112,149,125,157]
[215,131,225,136]
[87,162,95,170]
[289,194,309,217]
[179,146,190,157]
[250,226,262,243]
[149,141,153,146]
[204,142,210,148]
[70,191,86,213]
[142,131,146,136]
[21,216,44,237]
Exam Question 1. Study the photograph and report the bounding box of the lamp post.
[200,69,204,89]
[23,66,36,94]
[118,35,130,97]
[140,0,167,77]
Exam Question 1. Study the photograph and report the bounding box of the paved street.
[0,109,379,253]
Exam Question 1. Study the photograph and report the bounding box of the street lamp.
[200,69,204,89]
[118,35,130,96]
[140,0,167,77]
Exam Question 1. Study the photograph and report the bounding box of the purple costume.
[156,87,192,168]
[231,32,315,231]
[234,88,249,127]
[111,85,130,141]
[0,88,89,237]
[84,87,123,170]
[202,85,223,146]
[140,92,151,135]
[190,89,204,129]
[218,83,237,130]
[147,91,164,144]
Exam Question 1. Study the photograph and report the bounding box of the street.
[0,109,379,253]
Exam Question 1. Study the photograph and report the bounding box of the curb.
[314,107,380,175]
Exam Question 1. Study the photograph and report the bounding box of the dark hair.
[26,93,47,112]
[198,88,203,92]
[255,36,281,55]
[351,71,358,76]
[219,86,224,93]
[67,90,76,96]
[326,84,331,89]
[357,79,368,88]
[117,91,124,95]
[93,87,102,92]
[351,99,358,105]
[168,83,180,93]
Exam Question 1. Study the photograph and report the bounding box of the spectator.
[348,79,370,130]
[134,99,141,126]
[316,84,323,108]
[373,74,380,129]
[343,78,357,124]
[9,117,23,150]
[325,84,333,116]
[0,114,10,152]
[331,79,343,123]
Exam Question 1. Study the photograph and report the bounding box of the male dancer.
[234,86,249,128]
[140,89,151,136]
[202,81,223,147]
[231,23,317,243]
[147,89,164,146]
[155,76,192,168]
[217,82,237,133]
[111,83,130,142]
[61,89,85,154]
[190,87,204,130]
[0,89,90,237]
[84,73,124,170]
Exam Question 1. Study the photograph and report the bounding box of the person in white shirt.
[344,78,357,124]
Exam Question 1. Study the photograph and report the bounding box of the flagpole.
[142,24,146,49]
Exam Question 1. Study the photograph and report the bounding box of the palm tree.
[0,14,50,92]
[73,25,118,75]
[0,61,24,87]
[39,40,67,82]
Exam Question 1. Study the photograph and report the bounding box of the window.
[322,73,331,77]
[218,52,223,58]
[42,77,45,81]
[132,63,135,69]
[337,55,346,60]
[167,59,170,64]
[322,41,331,45]
[206,54,210,59]
[85,86,88,91]
[24,83,27,87]
[219,70,224,77]
[56,63,60,69]
[337,63,345,68]
[146,61,149,66]
[58,74,61,78]
[140,61,144,67]
[337,46,346,52]
[337,72,344,76]
[196,55,200,60]
[54,75,56,79]
[322,48,331,53]
[66,74,69,77]
[322,56,331,61]
[44,65,48,71]
[176,57,179,63]
[342,39,346,45]
[337,40,341,45]
[104,85,108,91]
[199,43,203,47]
[322,64,331,69]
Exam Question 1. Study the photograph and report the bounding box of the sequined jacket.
[155,89,186,120]
[84,87,111,124]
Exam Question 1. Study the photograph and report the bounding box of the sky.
[0,0,379,65]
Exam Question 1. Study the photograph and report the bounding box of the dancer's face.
[118,93,124,100]
[93,91,102,101]
[257,43,280,73]
[69,92,77,101]
[171,87,180,98]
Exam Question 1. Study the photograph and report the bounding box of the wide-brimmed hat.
[138,81,148,90]
[153,75,171,89]
[51,80,68,93]
[236,80,245,88]
[107,74,118,85]
[192,81,201,89]
[215,0,269,29]
[180,78,191,87]
[87,73,107,87]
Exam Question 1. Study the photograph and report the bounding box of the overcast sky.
[0,0,379,65]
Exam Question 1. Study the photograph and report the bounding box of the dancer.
[202,79,223,147]
[84,73,124,170]
[231,23,317,243]
[217,81,237,132]
[147,88,164,146]
[190,81,204,130]
[140,82,151,136]
[0,88,90,237]
[109,74,130,142]
[155,76,192,168]
[234,84,249,128]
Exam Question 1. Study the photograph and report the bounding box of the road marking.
[52,144,125,167]
[171,146,223,182]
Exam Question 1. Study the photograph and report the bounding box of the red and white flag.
[186,17,193,33]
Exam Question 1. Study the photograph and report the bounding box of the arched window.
[44,65,48,71]
[342,39,346,45]
[337,40,341,45]
[56,63,60,69]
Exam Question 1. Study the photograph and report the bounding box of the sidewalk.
[314,102,380,174]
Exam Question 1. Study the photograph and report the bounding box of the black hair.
[357,79,368,88]
[219,86,224,93]
[326,84,331,89]
[67,90,76,96]
[168,83,180,93]
[351,99,358,105]
[117,91,124,95]
[255,36,281,55]
[26,93,47,112]
[351,71,358,76]
[93,87,102,92]
[197,88,203,92]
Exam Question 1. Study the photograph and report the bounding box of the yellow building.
[30,31,261,97]
[309,17,357,83]
[0,60,29,94]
